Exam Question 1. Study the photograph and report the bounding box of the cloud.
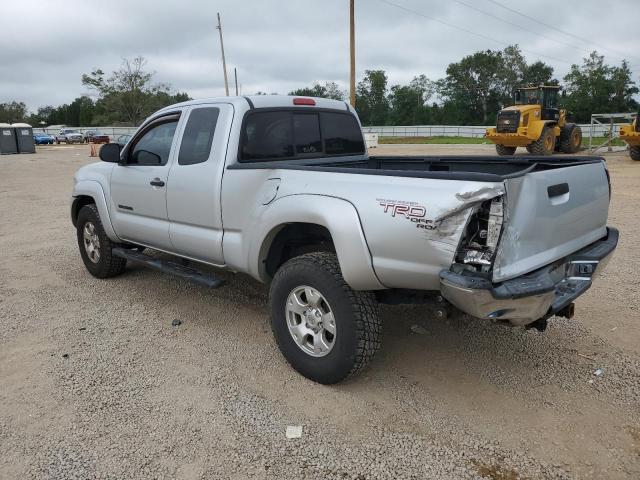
[1,0,638,111]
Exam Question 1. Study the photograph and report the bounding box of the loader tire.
[630,145,640,161]
[560,123,582,154]
[495,144,516,156]
[530,126,556,155]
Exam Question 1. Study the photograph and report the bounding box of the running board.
[112,247,225,289]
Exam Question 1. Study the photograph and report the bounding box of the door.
[166,104,233,265]
[109,114,180,251]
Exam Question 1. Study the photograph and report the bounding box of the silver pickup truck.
[71,95,618,384]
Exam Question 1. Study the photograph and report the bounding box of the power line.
[452,0,588,55]
[376,0,572,65]
[485,0,640,63]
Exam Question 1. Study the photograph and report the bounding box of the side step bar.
[112,247,225,289]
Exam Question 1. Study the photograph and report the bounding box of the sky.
[2,0,640,112]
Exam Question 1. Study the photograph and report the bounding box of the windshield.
[515,89,540,105]
[64,129,79,134]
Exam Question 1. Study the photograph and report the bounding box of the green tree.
[0,101,28,123]
[387,75,434,125]
[82,56,189,126]
[523,61,556,86]
[563,52,638,122]
[355,70,389,126]
[289,81,345,100]
[438,50,503,124]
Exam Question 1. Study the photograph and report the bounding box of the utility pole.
[234,67,239,96]
[349,0,356,107]
[216,12,230,96]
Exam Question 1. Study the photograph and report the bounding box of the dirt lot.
[1,144,639,479]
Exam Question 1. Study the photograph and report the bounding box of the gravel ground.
[1,144,639,479]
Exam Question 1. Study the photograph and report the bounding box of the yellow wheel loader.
[486,85,582,156]
[619,112,640,161]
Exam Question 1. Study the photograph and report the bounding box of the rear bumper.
[439,227,618,326]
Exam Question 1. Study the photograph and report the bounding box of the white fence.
[33,123,628,141]
[361,124,627,138]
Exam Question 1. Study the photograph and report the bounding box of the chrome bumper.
[439,228,619,326]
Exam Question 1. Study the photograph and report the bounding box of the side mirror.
[99,142,122,163]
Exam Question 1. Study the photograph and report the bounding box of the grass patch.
[378,135,626,147]
[379,136,487,144]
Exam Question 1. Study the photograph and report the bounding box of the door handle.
[150,178,165,187]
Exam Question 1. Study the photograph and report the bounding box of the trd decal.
[377,199,437,230]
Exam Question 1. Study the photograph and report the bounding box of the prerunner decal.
[377,199,436,230]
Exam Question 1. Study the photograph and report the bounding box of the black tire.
[525,145,533,153]
[76,204,127,278]
[560,123,582,153]
[269,252,380,384]
[495,144,516,156]
[630,146,640,161]
[530,126,556,155]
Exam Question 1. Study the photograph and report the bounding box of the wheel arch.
[250,195,384,291]
[71,180,120,242]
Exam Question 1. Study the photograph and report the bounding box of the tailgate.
[493,161,610,282]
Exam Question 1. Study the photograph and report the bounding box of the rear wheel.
[631,145,640,161]
[530,126,556,155]
[76,204,127,278]
[560,123,582,153]
[495,144,516,156]
[269,252,380,384]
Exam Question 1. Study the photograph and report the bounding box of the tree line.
[291,45,638,126]
[0,57,190,127]
[1,46,637,127]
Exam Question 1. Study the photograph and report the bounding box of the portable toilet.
[12,123,36,153]
[0,123,18,154]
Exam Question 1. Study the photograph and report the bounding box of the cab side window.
[129,121,178,166]
[178,107,220,165]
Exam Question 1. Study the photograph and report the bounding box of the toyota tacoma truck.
[71,95,618,384]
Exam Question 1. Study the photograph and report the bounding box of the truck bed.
[230,155,606,182]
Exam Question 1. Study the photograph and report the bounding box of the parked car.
[86,131,110,144]
[33,132,55,145]
[71,95,617,384]
[115,134,132,147]
[55,129,84,144]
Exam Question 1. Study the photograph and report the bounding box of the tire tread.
[270,252,380,382]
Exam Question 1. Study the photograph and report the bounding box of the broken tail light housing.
[455,197,504,273]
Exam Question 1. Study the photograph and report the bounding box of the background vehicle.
[71,95,616,384]
[55,128,84,144]
[486,85,582,156]
[84,130,110,144]
[115,134,132,147]
[33,132,55,145]
[619,112,640,161]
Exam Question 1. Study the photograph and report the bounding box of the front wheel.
[630,145,640,161]
[530,126,556,155]
[76,204,127,278]
[269,252,380,384]
[495,144,516,156]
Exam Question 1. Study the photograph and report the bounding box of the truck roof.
[158,95,352,114]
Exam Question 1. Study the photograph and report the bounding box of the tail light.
[293,97,315,106]
[455,197,504,273]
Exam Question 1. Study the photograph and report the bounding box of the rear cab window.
[239,109,364,162]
